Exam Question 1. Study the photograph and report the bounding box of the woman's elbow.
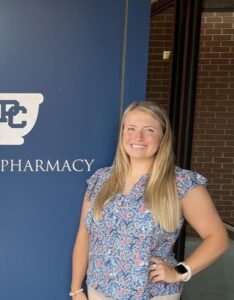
[222,229,230,253]
[217,226,229,255]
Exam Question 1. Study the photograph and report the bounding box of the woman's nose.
[134,130,144,140]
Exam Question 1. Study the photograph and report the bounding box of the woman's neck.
[128,159,152,179]
[122,161,151,195]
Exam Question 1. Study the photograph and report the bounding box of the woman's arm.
[70,197,90,299]
[181,185,229,275]
[149,185,229,283]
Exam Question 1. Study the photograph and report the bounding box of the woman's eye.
[127,127,135,131]
[144,128,154,133]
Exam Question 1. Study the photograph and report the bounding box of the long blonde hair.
[93,101,180,232]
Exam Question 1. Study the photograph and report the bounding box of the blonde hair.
[93,101,180,232]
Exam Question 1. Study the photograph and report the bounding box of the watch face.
[175,264,188,274]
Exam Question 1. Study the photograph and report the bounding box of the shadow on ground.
[182,237,234,300]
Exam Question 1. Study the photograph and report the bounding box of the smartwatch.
[175,262,192,282]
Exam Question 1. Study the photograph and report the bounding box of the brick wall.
[146,7,174,112]
[191,12,234,227]
[146,9,234,232]
[147,8,234,233]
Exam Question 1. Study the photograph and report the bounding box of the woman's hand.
[72,291,88,300]
[149,257,181,284]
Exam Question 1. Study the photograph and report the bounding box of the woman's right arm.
[70,196,90,300]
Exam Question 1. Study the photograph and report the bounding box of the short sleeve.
[85,167,112,202]
[86,169,100,201]
[175,167,208,199]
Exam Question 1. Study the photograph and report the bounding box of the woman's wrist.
[173,268,183,283]
[70,283,82,292]
[174,262,192,282]
[69,288,84,297]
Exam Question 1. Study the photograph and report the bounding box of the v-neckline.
[121,174,148,196]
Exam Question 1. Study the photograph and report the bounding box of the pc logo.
[0,93,44,145]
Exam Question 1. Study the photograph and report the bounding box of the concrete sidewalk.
[182,237,234,300]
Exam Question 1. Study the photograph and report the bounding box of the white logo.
[0,93,44,145]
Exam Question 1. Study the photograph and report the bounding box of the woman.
[70,101,229,300]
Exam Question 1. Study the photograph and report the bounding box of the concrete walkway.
[182,237,234,300]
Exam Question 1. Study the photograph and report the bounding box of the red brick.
[219,77,234,82]
[223,17,234,22]
[149,54,164,60]
[202,65,218,70]
[214,23,233,29]
[165,16,173,23]
[220,41,234,47]
[216,12,234,16]
[201,52,220,59]
[204,41,220,47]
[150,34,172,40]
[217,201,233,206]
[214,147,234,153]
[147,66,163,72]
[209,58,230,64]
[165,28,173,34]
[197,84,210,90]
[197,70,210,77]
[209,71,228,77]
[225,129,234,135]
[213,35,232,41]
[203,13,216,17]
[219,65,234,70]
[163,41,173,48]
[206,95,227,101]
[156,22,173,28]
[205,29,222,34]
[206,17,222,22]
[207,117,228,124]
[213,168,233,174]
[209,83,229,88]
[207,106,226,112]
[198,100,217,106]
[151,15,165,22]
[222,185,234,190]
[199,47,214,54]
[223,29,234,34]
[220,212,232,218]
[213,157,233,163]
[202,23,214,29]
[200,76,218,82]
[200,36,213,43]
[212,47,231,52]
[217,89,234,94]
[206,130,226,136]
[207,141,226,146]
[228,118,234,124]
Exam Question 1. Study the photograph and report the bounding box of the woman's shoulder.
[85,166,112,202]
[86,166,112,186]
[175,166,208,199]
[89,166,112,178]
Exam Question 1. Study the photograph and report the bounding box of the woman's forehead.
[124,109,161,125]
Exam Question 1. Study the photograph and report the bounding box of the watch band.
[175,262,192,282]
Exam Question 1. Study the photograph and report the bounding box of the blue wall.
[0,1,151,299]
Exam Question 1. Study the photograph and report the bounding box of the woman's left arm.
[181,185,229,275]
[149,185,229,284]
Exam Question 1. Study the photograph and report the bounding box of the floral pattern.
[85,166,207,299]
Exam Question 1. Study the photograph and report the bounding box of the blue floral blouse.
[85,166,207,299]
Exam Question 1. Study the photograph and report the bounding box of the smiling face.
[122,108,164,165]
